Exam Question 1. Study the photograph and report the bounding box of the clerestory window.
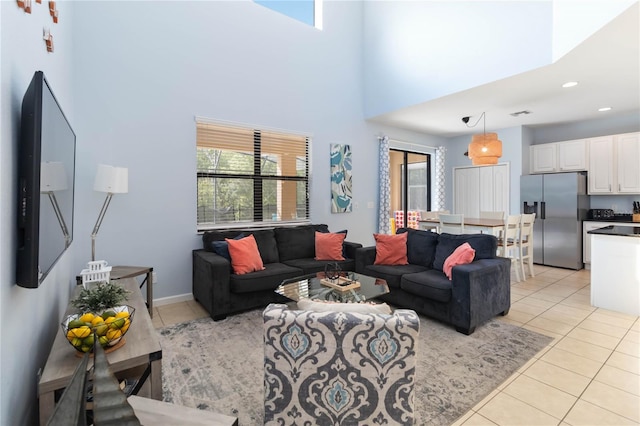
[254,0,322,29]
[196,119,310,230]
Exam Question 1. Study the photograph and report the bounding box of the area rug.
[158,308,552,425]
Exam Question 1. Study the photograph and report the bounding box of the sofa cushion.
[229,263,303,293]
[275,225,318,262]
[443,242,476,279]
[315,232,346,261]
[360,263,429,289]
[433,233,497,272]
[396,228,439,268]
[374,232,408,265]
[283,258,356,274]
[203,229,279,264]
[227,235,265,275]
[250,229,280,264]
[401,270,452,303]
[203,229,247,251]
[210,233,246,261]
[297,298,392,314]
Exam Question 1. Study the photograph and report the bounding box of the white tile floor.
[154,266,640,425]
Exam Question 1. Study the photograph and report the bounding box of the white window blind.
[196,120,310,229]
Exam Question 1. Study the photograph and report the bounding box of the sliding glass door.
[390,150,431,229]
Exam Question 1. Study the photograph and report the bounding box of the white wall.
[362,1,553,118]
[70,0,436,301]
[0,2,77,425]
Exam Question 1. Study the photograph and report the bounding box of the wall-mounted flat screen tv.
[17,71,76,288]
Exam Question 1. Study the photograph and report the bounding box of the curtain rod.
[388,138,438,151]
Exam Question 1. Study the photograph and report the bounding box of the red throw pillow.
[315,232,346,261]
[443,242,476,280]
[226,234,265,275]
[373,232,408,265]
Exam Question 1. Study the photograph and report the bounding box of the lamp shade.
[468,133,502,165]
[94,164,128,193]
[40,161,68,192]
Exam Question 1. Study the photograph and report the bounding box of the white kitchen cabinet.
[617,132,640,193]
[588,133,640,194]
[583,220,640,266]
[530,144,557,173]
[588,136,615,194]
[454,164,509,218]
[558,139,588,171]
[530,139,587,174]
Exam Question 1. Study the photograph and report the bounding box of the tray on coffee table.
[276,272,388,303]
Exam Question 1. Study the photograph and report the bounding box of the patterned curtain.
[435,146,446,211]
[378,136,390,234]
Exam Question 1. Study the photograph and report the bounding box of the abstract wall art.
[330,144,352,213]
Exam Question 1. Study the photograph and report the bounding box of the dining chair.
[518,213,536,279]
[498,214,521,283]
[439,214,464,234]
[420,210,450,220]
[480,211,506,220]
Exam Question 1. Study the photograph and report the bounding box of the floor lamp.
[91,164,128,261]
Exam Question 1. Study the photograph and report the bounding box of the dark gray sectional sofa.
[193,224,362,320]
[355,228,511,334]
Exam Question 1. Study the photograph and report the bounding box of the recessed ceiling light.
[598,107,612,112]
[562,81,578,88]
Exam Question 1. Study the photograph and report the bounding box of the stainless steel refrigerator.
[521,172,589,269]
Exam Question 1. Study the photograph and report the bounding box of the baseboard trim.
[153,293,194,307]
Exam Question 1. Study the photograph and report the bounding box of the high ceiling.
[368,3,640,137]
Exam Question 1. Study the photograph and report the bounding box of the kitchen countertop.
[588,225,640,237]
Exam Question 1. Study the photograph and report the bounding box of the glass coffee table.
[275,272,389,303]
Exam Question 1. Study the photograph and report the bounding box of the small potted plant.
[62,281,135,353]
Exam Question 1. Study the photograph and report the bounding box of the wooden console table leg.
[150,358,162,400]
[39,391,54,426]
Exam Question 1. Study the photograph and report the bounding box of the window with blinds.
[196,120,310,229]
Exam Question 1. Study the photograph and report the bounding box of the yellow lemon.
[91,316,105,326]
[79,313,95,323]
[80,345,92,353]
[70,337,83,348]
[98,336,109,347]
[70,326,91,339]
[115,311,129,319]
[104,317,116,325]
[120,319,131,333]
[66,330,76,342]
[106,329,122,341]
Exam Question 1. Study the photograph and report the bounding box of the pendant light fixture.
[464,112,502,165]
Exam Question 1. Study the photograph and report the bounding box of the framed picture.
[330,144,352,213]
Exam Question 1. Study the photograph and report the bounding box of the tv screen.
[17,71,76,288]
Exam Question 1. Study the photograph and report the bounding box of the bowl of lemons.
[62,305,135,353]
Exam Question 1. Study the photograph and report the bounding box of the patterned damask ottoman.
[263,303,419,425]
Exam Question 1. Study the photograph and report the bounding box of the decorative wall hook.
[43,28,54,52]
[49,1,58,23]
[17,0,32,13]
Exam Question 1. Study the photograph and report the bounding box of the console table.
[38,278,162,426]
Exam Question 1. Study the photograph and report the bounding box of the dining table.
[417,217,505,236]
